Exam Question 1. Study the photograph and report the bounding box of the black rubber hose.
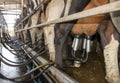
[0,49,47,67]
[0,46,45,64]
[10,41,31,48]
[15,63,53,83]
[1,38,22,51]
[25,63,53,82]
[1,42,24,56]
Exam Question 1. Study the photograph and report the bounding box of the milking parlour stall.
[0,0,120,83]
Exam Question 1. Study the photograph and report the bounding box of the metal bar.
[15,1,120,33]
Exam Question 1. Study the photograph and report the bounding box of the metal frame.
[15,1,120,33]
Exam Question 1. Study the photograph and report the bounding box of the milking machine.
[0,38,47,66]
[1,33,43,57]
[0,30,47,65]
[71,34,91,67]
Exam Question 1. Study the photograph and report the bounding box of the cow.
[15,0,31,42]
[24,0,65,60]
[27,0,51,49]
[17,0,38,44]
[16,0,89,62]
[15,0,51,48]
[55,0,120,83]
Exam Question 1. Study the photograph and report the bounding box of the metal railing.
[15,1,120,33]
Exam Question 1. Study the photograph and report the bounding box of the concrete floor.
[63,52,107,83]
[0,45,27,83]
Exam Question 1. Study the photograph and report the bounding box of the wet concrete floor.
[0,46,28,83]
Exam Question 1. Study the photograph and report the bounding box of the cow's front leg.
[104,35,120,83]
[44,25,56,61]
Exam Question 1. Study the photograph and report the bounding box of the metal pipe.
[71,35,80,59]
[83,38,86,49]
[15,1,120,32]
[86,36,91,53]
[73,35,79,51]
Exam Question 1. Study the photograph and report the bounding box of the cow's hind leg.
[104,35,120,83]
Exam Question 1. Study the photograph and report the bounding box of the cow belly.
[75,15,104,24]
[71,0,108,36]
[44,0,64,61]
[104,35,120,83]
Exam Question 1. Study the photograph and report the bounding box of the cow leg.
[23,31,27,43]
[55,35,66,68]
[36,30,43,49]
[30,30,36,46]
[44,0,64,61]
[104,35,120,83]
[55,24,74,68]
[44,25,55,61]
